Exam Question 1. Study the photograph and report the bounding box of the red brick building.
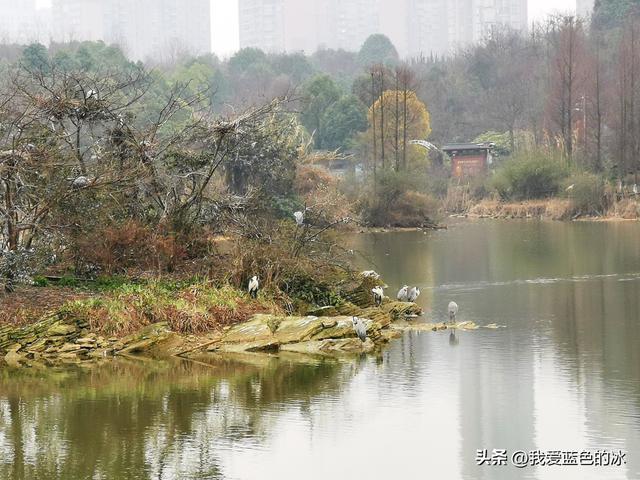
[442,143,494,178]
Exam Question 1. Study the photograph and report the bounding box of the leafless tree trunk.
[370,68,377,182]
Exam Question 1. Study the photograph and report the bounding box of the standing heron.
[397,285,409,302]
[372,286,384,306]
[352,316,367,343]
[407,287,421,302]
[293,211,304,226]
[248,276,260,299]
[448,301,459,323]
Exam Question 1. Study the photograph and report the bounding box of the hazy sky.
[36,0,577,58]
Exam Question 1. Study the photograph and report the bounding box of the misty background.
[17,0,580,59]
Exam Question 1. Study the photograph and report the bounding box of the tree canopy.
[358,34,399,67]
[321,95,367,150]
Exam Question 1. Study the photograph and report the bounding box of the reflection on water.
[2,220,640,480]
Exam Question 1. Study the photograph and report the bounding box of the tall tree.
[548,16,587,161]
[366,90,431,170]
[358,34,399,68]
[300,74,341,149]
[320,95,367,151]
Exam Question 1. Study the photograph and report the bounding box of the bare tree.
[547,16,586,162]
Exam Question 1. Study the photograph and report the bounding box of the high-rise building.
[239,0,383,54]
[238,0,287,53]
[576,0,595,17]
[0,0,40,45]
[407,0,527,57]
[50,0,211,62]
[238,0,528,58]
[321,0,381,52]
[51,0,104,43]
[406,0,449,58]
[472,0,528,42]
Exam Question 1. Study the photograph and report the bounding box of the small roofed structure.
[442,143,494,178]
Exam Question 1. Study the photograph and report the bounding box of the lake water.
[1,220,639,480]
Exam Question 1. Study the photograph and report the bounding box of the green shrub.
[33,276,50,287]
[565,173,608,216]
[387,191,440,227]
[425,169,450,198]
[491,150,569,200]
[357,170,440,226]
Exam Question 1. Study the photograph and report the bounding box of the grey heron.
[372,286,384,306]
[248,276,259,299]
[407,287,421,302]
[397,285,409,302]
[448,301,459,323]
[352,316,367,342]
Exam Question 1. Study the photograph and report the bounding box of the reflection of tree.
[0,354,349,480]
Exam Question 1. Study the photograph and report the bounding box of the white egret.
[352,316,367,342]
[293,211,304,226]
[248,276,259,299]
[372,286,384,306]
[397,285,409,302]
[448,301,459,323]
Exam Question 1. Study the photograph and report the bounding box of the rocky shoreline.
[0,299,422,367]
[0,277,504,368]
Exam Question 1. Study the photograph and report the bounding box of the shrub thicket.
[491,150,569,200]
[564,173,609,216]
[358,170,440,227]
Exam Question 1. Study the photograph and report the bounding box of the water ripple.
[429,272,640,292]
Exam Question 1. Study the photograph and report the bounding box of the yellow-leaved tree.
[367,90,431,172]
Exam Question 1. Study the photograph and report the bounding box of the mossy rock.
[46,322,78,337]
[341,277,382,308]
[382,301,423,319]
[281,338,375,355]
[306,305,340,317]
[218,315,326,351]
[115,323,178,357]
[310,316,356,341]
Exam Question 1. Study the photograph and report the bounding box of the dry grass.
[609,198,640,220]
[467,197,640,221]
[468,199,572,220]
[0,286,90,327]
[59,281,281,337]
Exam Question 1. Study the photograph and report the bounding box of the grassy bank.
[0,271,429,366]
[1,276,300,336]
[461,197,640,221]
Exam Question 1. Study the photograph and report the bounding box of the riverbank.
[0,276,429,366]
[459,198,640,221]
